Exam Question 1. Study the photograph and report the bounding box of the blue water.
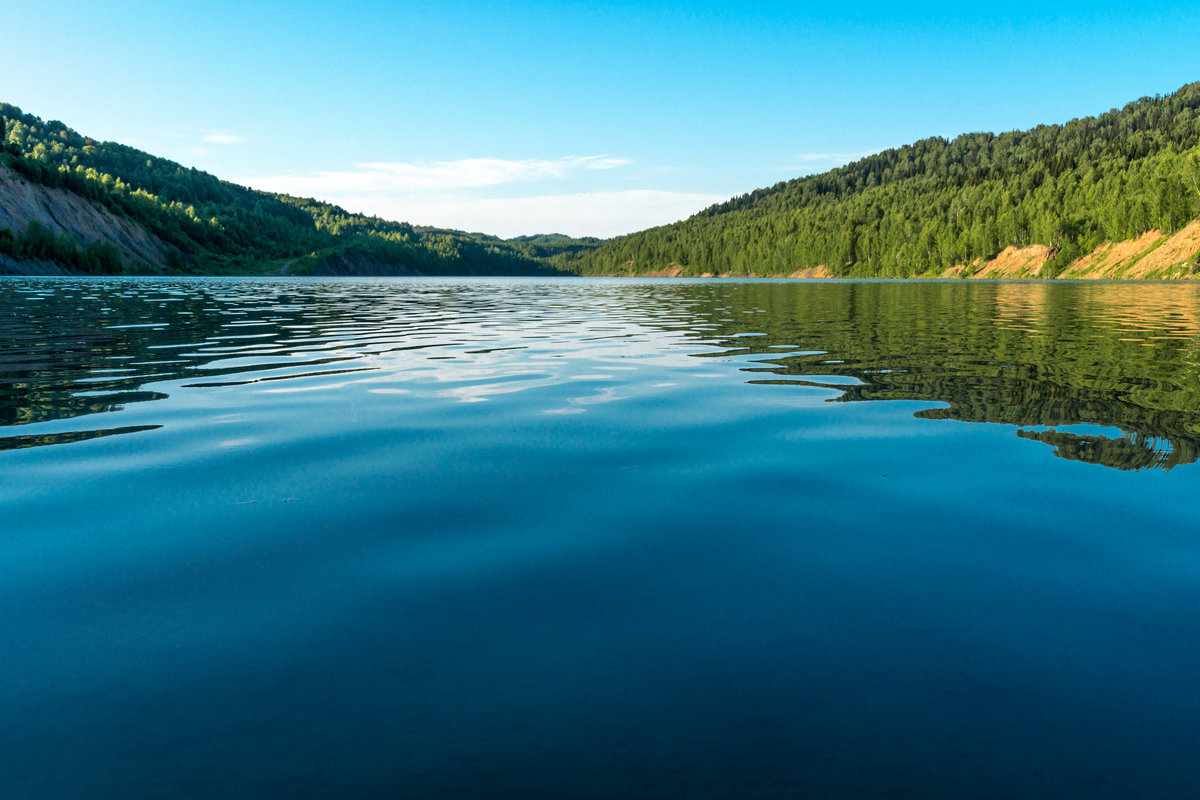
[3,277,1200,798]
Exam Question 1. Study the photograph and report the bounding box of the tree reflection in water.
[688,280,1200,471]
[3,277,1200,471]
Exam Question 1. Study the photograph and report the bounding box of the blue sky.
[5,1,1199,237]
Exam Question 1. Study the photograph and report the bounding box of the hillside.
[565,82,1200,279]
[7,86,1200,280]
[0,105,593,276]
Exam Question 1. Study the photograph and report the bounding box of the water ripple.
[3,277,1200,470]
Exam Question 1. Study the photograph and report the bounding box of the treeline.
[0,221,122,274]
[0,105,593,275]
[568,82,1200,277]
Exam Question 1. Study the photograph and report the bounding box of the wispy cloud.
[256,155,630,196]
[796,152,862,162]
[240,164,722,236]
[242,154,722,236]
[784,150,882,172]
[382,190,724,238]
[202,133,245,145]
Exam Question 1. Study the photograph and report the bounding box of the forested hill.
[566,82,1200,279]
[0,104,592,276]
[7,84,1200,280]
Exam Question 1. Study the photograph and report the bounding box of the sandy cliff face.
[1057,220,1200,280]
[605,221,1200,279]
[0,162,170,271]
[928,222,1200,281]
[787,265,833,279]
[971,245,1053,279]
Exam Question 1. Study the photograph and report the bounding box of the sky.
[5,1,1200,238]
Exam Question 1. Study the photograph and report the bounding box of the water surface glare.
[3,277,1200,798]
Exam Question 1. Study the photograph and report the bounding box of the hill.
[564,82,1200,279]
[7,85,1200,280]
[0,105,595,276]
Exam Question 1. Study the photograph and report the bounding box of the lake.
[3,277,1199,798]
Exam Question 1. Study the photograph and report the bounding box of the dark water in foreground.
[3,277,1200,798]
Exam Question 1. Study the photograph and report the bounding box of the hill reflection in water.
[689,280,1200,470]
[2,278,1200,471]
[5,276,1200,799]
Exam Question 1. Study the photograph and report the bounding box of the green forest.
[4,82,1200,278]
[565,82,1200,278]
[0,106,593,276]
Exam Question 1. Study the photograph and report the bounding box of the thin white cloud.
[240,179,721,237]
[795,152,867,162]
[241,155,721,237]
[784,150,882,172]
[256,155,630,195]
[384,190,723,238]
[202,133,245,144]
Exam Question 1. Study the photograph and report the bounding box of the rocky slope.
[0,162,170,272]
[594,222,1200,280]
[932,219,1200,280]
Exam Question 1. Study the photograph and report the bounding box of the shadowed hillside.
[0,106,595,276]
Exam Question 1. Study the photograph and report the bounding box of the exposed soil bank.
[0,163,170,271]
[597,220,1200,280]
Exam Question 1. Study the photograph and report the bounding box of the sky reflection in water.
[4,277,1200,469]
[2,277,1200,798]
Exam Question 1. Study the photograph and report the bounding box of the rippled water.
[3,277,1200,798]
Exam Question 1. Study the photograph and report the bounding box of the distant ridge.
[0,105,594,276]
[4,85,1200,279]
[563,82,1200,279]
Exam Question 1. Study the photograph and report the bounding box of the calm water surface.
[3,277,1200,798]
